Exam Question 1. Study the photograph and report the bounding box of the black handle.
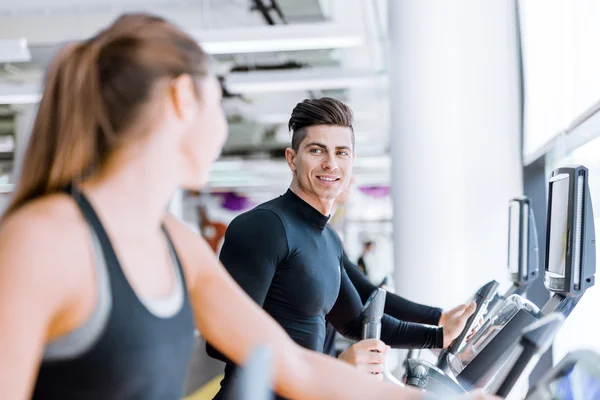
[362,288,387,340]
[494,313,565,398]
[447,280,499,355]
[495,343,537,397]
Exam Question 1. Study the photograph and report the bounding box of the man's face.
[286,125,354,201]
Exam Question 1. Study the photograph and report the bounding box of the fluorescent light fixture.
[0,136,14,153]
[0,93,41,105]
[0,82,41,105]
[0,183,14,194]
[0,38,31,63]
[2,69,376,103]
[202,36,361,54]
[227,68,377,94]
[196,23,363,54]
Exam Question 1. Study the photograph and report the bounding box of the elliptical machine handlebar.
[362,288,387,340]
[494,313,565,398]
[360,288,404,385]
[437,280,499,370]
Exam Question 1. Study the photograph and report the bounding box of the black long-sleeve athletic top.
[206,189,443,399]
[323,248,443,356]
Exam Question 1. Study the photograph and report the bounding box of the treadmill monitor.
[544,166,596,296]
[507,197,539,285]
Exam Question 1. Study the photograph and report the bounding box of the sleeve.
[342,250,443,326]
[206,208,289,363]
[326,265,444,349]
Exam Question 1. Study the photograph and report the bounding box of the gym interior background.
[0,0,598,398]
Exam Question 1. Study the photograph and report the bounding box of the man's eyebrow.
[304,142,328,150]
[336,145,352,151]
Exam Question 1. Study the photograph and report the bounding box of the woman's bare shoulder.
[0,193,94,296]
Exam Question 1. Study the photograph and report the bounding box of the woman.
[0,13,496,400]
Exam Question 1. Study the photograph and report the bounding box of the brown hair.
[3,13,210,218]
[288,97,354,151]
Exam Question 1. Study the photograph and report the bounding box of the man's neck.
[289,181,334,216]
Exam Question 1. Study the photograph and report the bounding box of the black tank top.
[32,191,195,400]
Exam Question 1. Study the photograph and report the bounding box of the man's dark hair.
[288,97,355,152]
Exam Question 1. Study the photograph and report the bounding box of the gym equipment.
[522,349,600,400]
[361,288,404,385]
[404,165,596,395]
[232,345,273,400]
[493,313,564,397]
[487,196,540,316]
[403,196,539,372]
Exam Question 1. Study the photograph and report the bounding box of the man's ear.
[285,147,297,172]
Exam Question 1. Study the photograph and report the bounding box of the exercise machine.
[493,313,565,397]
[404,165,596,395]
[232,345,273,400]
[497,349,600,399]
[361,287,406,385]
[403,196,539,370]
[487,196,540,316]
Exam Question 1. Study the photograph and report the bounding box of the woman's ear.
[169,74,198,124]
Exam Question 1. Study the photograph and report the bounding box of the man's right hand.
[441,301,477,348]
[338,339,390,378]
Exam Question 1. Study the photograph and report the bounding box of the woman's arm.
[0,200,91,400]
[164,214,429,400]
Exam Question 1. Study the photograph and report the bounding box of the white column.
[388,0,523,308]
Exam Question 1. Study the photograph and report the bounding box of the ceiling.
[0,0,390,193]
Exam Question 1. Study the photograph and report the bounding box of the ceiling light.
[0,38,31,63]
[0,93,41,105]
[196,23,363,54]
[202,35,361,54]
[227,68,377,94]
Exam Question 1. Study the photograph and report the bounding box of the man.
[206,98,475,399]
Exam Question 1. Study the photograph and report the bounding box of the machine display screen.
[547,175,570,277]
[548,363,600,400]
[508,202,520,274]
